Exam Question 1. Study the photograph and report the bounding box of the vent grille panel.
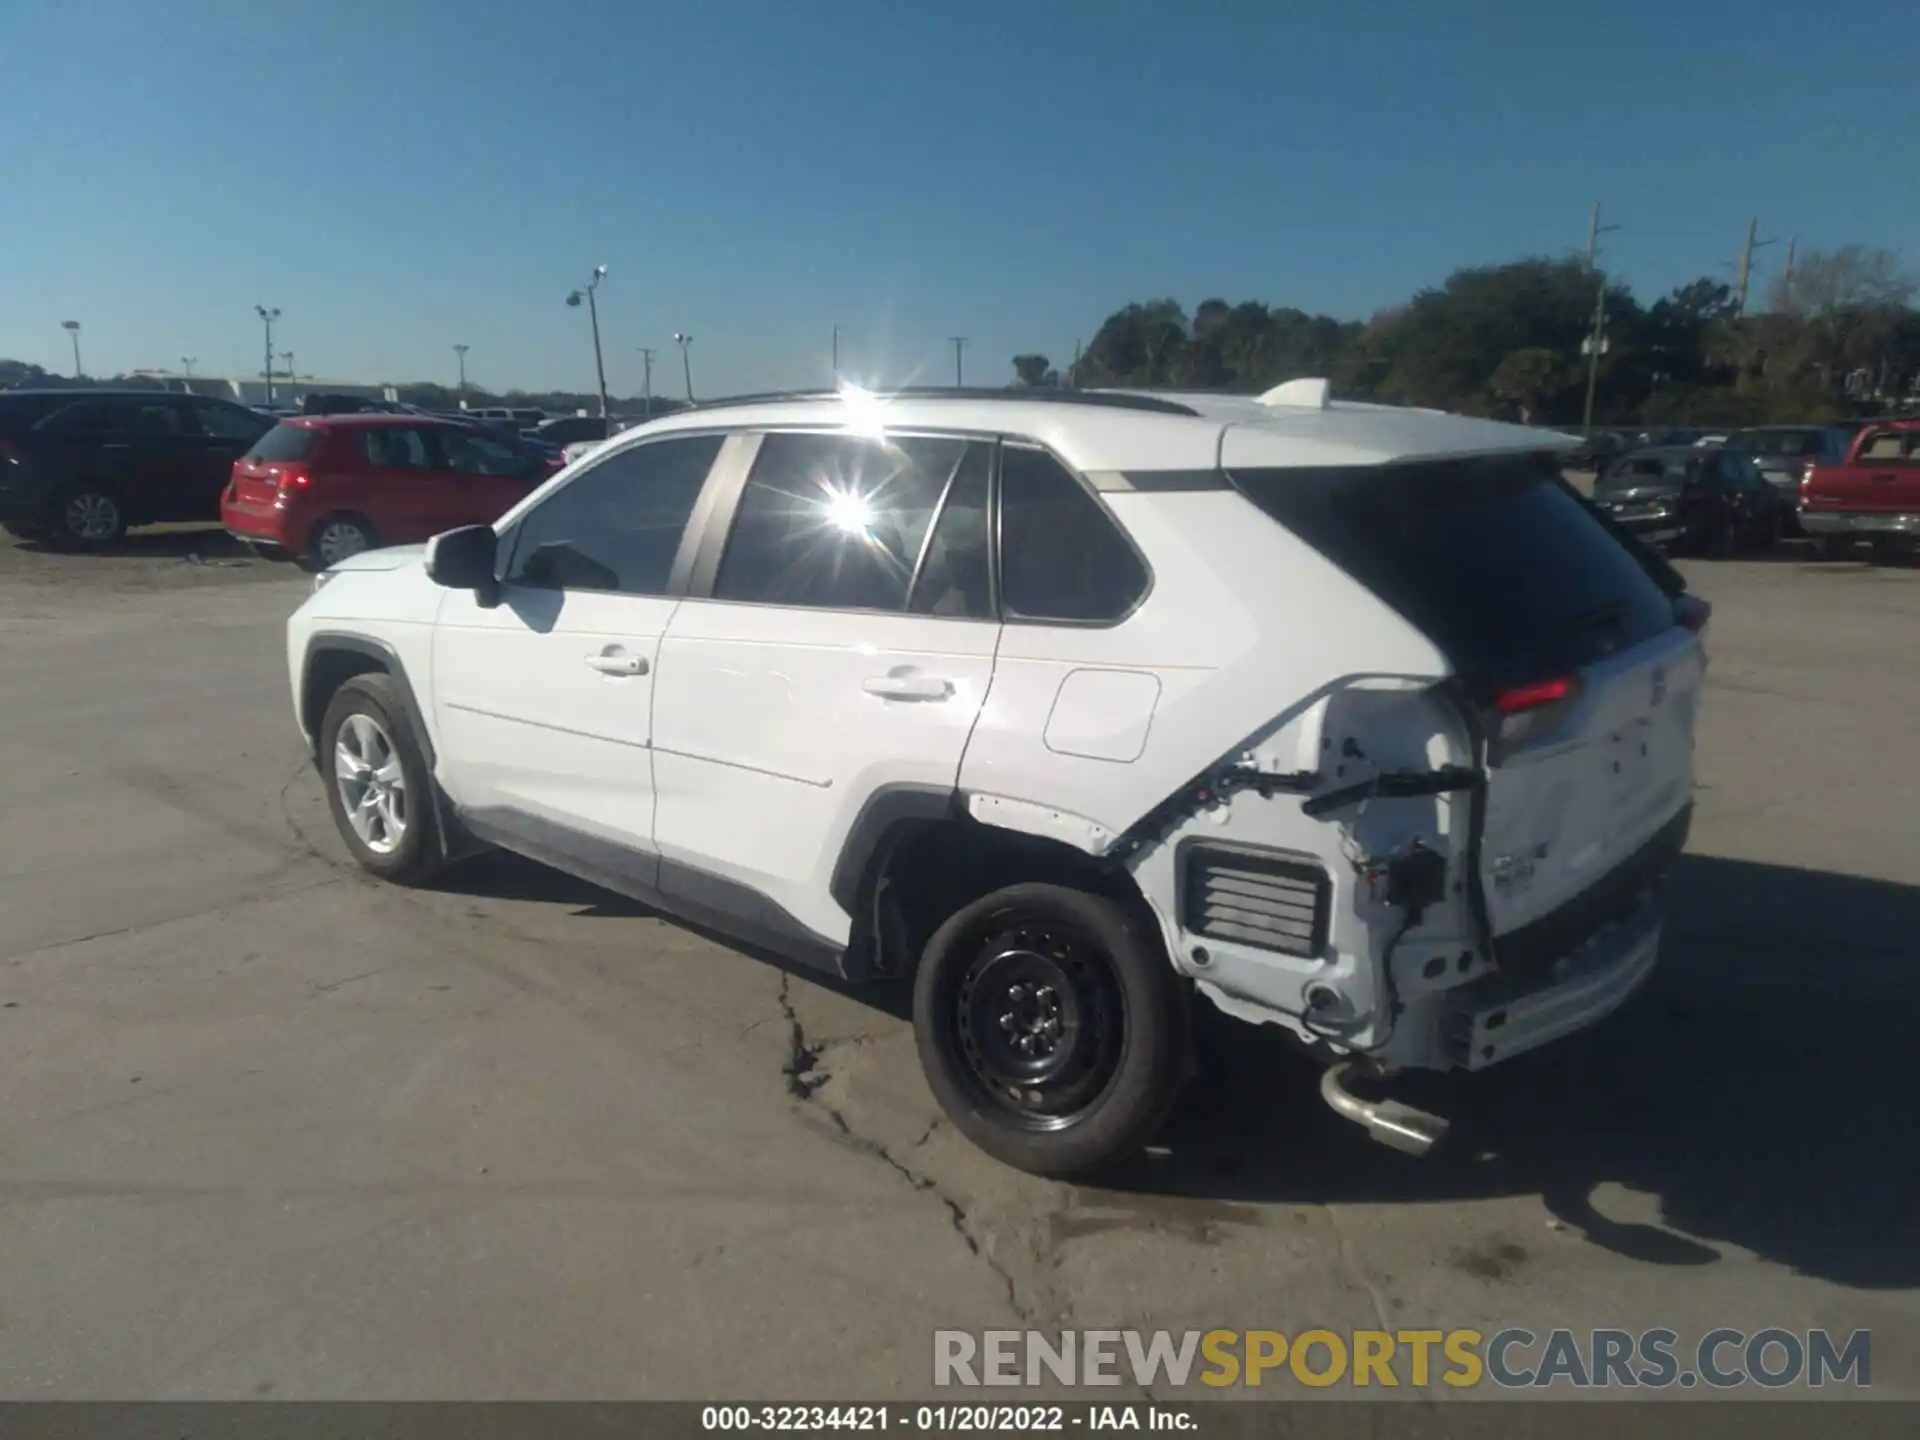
[1183,849,1330,958]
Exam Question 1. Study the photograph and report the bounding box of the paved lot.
[0,528,1915,1400]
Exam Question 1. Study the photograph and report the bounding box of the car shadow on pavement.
[12,527,253,562]
[1113,853,1920,1293]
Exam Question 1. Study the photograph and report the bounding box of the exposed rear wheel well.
[860,817,1161,979]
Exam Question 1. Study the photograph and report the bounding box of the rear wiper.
[1562,598,1627,636]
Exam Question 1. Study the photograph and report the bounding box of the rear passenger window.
[507,434,721,595]
[714,433,976,612]
[998,445,1149,624]
[359,427,434,469]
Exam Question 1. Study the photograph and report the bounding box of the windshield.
[244,423,323,461]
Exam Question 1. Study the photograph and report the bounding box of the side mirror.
[426,524,500,607]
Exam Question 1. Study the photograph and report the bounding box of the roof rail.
[677,386,1201,417]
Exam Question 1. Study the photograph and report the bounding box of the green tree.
[1010,354,1055,387]
[1486,347,1562,423]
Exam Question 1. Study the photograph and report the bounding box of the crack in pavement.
[776,973,1037,1323]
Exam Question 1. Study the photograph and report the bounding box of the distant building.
[124,370,397,407]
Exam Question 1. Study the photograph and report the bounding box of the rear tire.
[912,882,1188,1179]
[317,674,443,885]
[1818,535,1852,561]
[49,484,127,550]
[306,513,377,571]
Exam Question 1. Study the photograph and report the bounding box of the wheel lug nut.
[1007,985,1024,1001]
[999,1013,1016,1030]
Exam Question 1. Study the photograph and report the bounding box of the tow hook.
[1319,1062,1450,1156]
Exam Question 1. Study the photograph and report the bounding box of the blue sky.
[1,0,1913,397]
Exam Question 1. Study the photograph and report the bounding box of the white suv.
[286,381,1709,1178]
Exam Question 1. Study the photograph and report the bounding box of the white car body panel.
[651,601,998,944]
[283,386,1698,1094]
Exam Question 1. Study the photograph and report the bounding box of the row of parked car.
[0,388,574,564]
[4,386,1915,569]
[1584,420,1920,561]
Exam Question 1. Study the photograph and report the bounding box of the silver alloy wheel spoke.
[333,711,406,855]
[319,523,367,564]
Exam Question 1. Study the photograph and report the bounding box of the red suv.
[223,415,563,567]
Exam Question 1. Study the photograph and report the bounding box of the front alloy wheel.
[317,673,442,885]
[333,711,409,856]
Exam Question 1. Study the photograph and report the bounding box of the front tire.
[912,882,1188,1179]
[318,674,442,885]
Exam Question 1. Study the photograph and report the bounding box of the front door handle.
[585,649,648,676]
[863,672,953,701]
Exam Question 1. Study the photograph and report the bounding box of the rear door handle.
[584,649,648,676]
[863,672,953,701]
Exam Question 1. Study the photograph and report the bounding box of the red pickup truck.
[1800,419,1920,560]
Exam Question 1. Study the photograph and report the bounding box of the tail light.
[275,470,310,497]
[1486,674,1582,755]
[1675,594,1711,635]
[1493,675,1579,715]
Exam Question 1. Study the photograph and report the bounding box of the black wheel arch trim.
[299,631,436,767]
[827,782,962,916]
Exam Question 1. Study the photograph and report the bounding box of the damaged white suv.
[286,380,1709,1178]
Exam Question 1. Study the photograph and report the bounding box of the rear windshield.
[1228,454,1679,694]
[245,423,324,462]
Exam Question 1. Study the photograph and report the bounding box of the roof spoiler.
[1256,377,1331,410]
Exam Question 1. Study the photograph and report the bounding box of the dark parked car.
[0,389,273,548]
[1591,445,1787,555]
[530,414,627,447]
[1727,424,1852,530]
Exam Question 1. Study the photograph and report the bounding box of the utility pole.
[672,333,694,403]
[831,324,840,384]
[949,336,968,387]
[255,305,281,405]
[565,266,610,419]
[637,347,655,418]
[61,321,83,379]
[1070,338,1082,389]
[1584,201,1619,270]
[1778,236,1797,313]
[1732,217,1776,317]
[453,344,469,405]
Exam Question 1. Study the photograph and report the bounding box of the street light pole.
[281,351,295,389]
[673,333,694,403]
[637,347,655,419]
[949,336,968,387]
[832,324,840,384]
[565,265,611,420]
[180,357,197,380]
[453,344,469,406]
[255,305,281,405]
[61,321,83,379]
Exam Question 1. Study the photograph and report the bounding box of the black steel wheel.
[913,882,1188,1178]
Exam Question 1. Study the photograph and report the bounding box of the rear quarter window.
[245,423,324,462]
[1228,454,1679,695]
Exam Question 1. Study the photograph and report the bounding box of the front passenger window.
[506,434,722,595]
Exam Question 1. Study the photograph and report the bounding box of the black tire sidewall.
[912,882,1186,1179]
[318,675,437,883]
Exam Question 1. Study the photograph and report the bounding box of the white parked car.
[286,381,1709,1177]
